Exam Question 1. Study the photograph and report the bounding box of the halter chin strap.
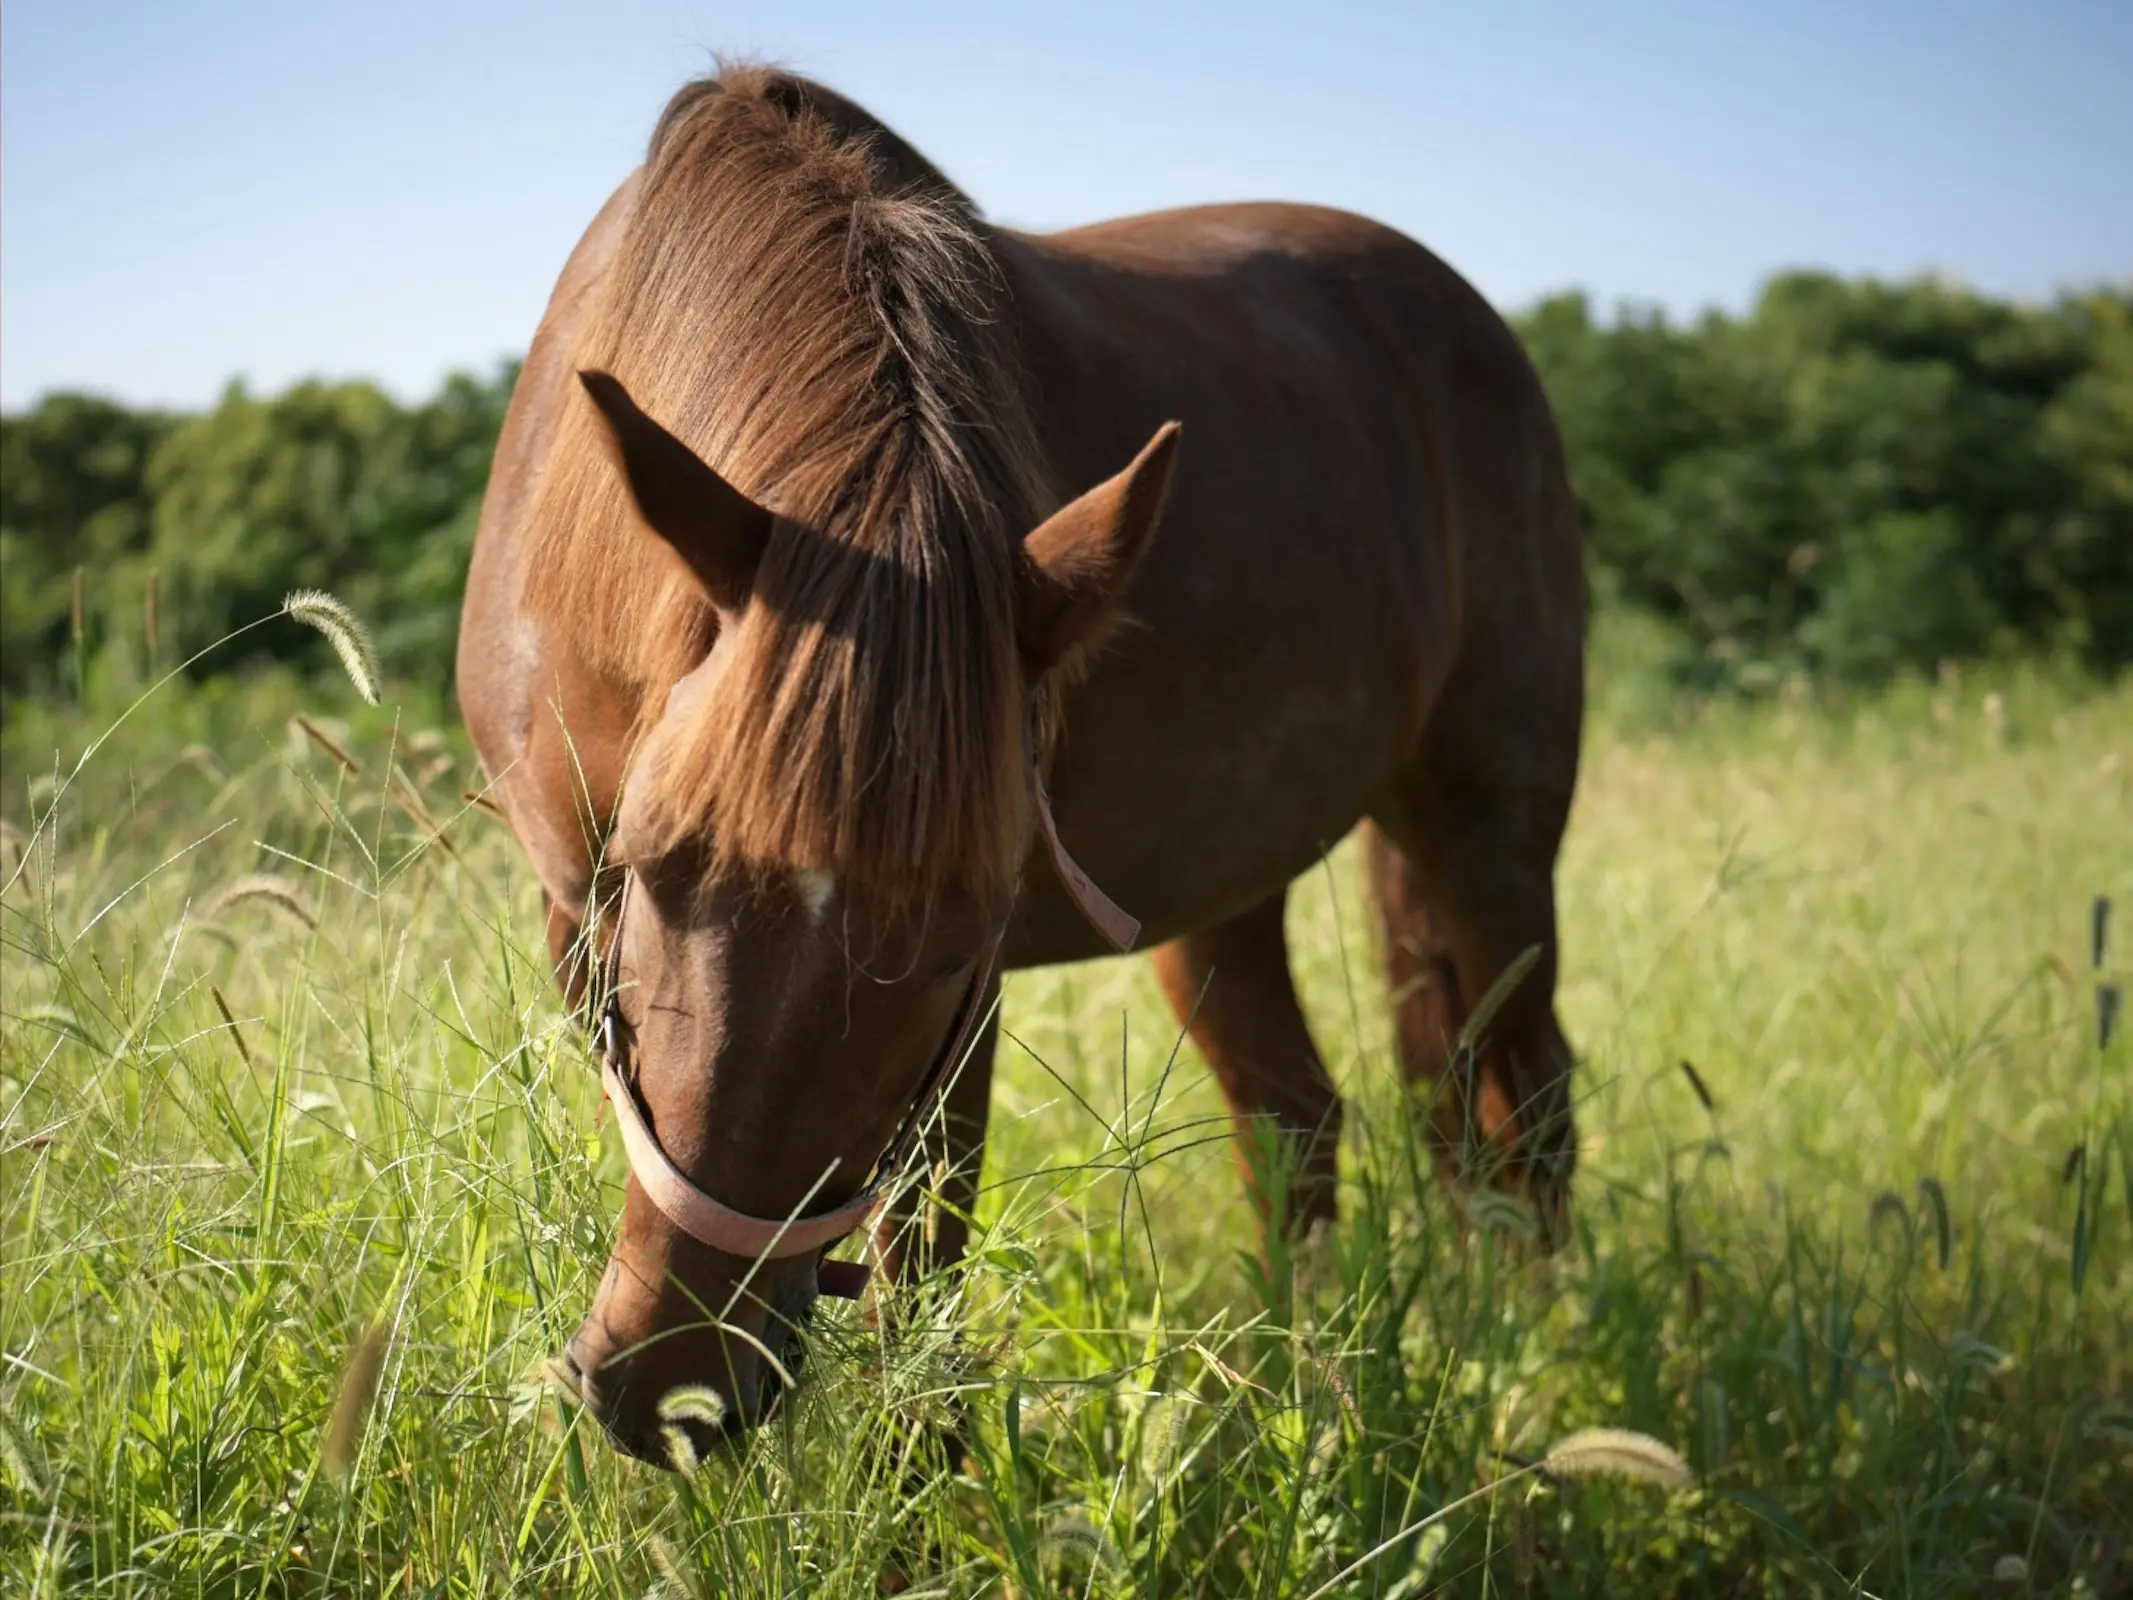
[594,767,1133,1299]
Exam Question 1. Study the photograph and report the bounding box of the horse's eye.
[921,933,990,989]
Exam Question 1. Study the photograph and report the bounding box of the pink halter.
[595,771,1136,1299]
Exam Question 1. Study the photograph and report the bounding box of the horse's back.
[1009,199,1577,647]
[981,201,1582,955]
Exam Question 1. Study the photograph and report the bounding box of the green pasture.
[1,630,2127,1596]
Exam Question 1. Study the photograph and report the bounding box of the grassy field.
[2,636,2128,1597]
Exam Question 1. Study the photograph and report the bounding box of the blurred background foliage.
[1523,273,2133,685]
[4,270,2129,718]
[2,365,516,711]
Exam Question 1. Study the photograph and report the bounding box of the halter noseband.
[593,764,1136,1299]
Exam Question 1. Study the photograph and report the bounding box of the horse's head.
[558,372,1175,1463]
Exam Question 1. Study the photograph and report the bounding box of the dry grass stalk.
[291,713,360,776]
[1869,1189,1910,1248]
[1510,1494,1539,1585]
[1541,1427,1691,1487]
[323,1316,392,1483]
[388,768,459,858]
[406,732,454,787]
[283,590,382,706]
[206,873,319,930]
[1040,1512,1123,1572]
[1463,1186,1543,1241]
[656,1385,726,1475]
[648,1536,700,1600]
[209,985,254,1069]
[1915,1176,1953,1270]
[1679,1058,1716,1113]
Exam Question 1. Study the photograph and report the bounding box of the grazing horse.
[456,65,1583,1464]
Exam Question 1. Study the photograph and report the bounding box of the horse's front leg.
[1150,892,1343,1251]
[868,981,1002,1289]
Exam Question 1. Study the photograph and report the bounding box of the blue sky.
[4,0,2128,411]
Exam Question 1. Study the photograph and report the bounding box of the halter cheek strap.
[595,773,1130,1299]
[599,937,1000,1289]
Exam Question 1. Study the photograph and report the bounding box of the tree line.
[1524,273,2131,684]
[1,366,514,710]
[3,271,2127,713]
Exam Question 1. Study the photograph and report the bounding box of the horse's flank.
[525,65,1049,905]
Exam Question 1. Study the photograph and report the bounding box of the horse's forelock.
[526,63,1046,915]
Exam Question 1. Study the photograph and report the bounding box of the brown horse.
[456,65,1583,1463]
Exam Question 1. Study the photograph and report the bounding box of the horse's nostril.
[560,1335,596,1391]
[545,1348,588,1405]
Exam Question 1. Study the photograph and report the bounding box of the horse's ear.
[1016,422,1180,674]
[578,370,771,614]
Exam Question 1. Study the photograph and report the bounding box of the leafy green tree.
[2035,293,2133,662]
[145,366,513,691]
[1517,275,2133,681]
[5,270,2129,712]
[0,395,173,701]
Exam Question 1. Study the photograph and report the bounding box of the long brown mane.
[526,65,1048,908]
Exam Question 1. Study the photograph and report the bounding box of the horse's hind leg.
[1150,893,1342,1241]
[1363,822,1468,1094]
[1369,711,1579,1240]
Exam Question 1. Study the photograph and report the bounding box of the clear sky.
[4,0,2128,411]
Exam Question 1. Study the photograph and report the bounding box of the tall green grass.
[2,628,2127,1596]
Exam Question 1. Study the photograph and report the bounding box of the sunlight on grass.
[2,647,2128,1595]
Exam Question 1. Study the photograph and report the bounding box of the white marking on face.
[793,869,836,924]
